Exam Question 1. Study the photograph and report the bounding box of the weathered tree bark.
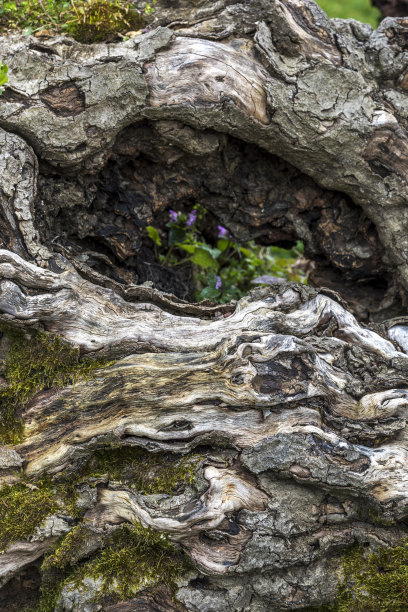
[1,0,408,610]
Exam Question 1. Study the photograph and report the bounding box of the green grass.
[316,0,381,27]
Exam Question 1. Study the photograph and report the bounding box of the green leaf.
[238,246,253,258]
[191,248,218,269]
[295,240,304,254]
[146,226,162,246]
[199,244,221,259]
[177,244,196,254]
[168,226,186,246]
[199,286,221,301]
[206,271,218,287]
[217,239,230,252]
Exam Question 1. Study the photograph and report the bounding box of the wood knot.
[289,464,311,479]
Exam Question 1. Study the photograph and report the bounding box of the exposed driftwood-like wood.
[1,0,408,610]
[1,251,408,609]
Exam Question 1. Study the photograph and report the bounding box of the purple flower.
[215,276,222,290]
[217,225,228,238]
[169,210,178,223]
[186,210,197,227]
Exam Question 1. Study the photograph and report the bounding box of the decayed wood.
[1,0,408,610]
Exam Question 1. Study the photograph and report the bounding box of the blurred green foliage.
[0,0,152,41]
[316,0,380,27]
[66,0,145,43]
[147,206,308,304]
[0,0,381,41]
[0,0,68,34]
[0,62,8,93]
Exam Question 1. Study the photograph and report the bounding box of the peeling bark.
[1,0,408,610]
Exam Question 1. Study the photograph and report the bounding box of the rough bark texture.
[1,0,408,610]
[1,0,408,318]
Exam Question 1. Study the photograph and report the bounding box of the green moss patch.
[33,447,200,610]
[80,446,199,494]
[0,480,59,552]
[78,522,191,599]
[41,524,92,573]
[334,541,408,611]
[0,327,111,444]
[37,521,192,611]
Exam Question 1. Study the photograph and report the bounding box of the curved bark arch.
[1,2,408,316]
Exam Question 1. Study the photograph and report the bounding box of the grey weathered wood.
[1,1,408,610]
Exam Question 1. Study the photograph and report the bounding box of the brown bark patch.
[40,83,85,117]
[364,127,408,182]
[372,0,408,17]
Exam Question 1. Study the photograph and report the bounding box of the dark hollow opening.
[35,120,401,321]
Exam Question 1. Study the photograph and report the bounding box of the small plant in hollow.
[146,205,308,303]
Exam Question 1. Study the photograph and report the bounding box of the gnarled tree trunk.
[1,0,408,610]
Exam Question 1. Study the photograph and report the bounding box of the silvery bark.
[1,0,408,610]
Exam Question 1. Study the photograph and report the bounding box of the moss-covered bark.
[0,327,111,444]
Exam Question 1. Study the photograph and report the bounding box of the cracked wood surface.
[1,251,408,609]
[1,0,408,610]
